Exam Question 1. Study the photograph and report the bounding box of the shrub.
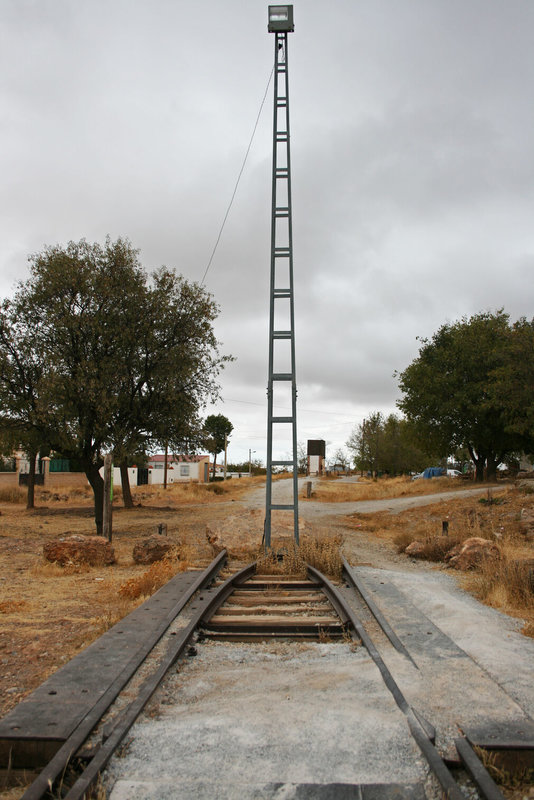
[475,556,534,608]
[118,555,185,600]
[0,486,26,503]
[256,535,343,580]
[394,531,415,553]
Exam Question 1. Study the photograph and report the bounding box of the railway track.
[0,550,530,799]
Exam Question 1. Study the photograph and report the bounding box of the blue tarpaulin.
[422,467,446,479]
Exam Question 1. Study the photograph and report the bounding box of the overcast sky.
[2,0,533,465]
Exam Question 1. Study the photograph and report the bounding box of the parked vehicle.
[447,469,462,477]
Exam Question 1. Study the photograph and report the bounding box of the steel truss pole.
[265,30,299,549]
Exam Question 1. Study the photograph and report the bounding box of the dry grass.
[1,475,268,509]
[89,599,142,635]
[475,745,534,794]
[0,486,26,503]
[464,544,534,615]
[256,535,343,580]
[123,475,270,506]
[118,553,187,600]
[1,473,283,510]
[306,475,474,503]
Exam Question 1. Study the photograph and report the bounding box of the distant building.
[146,454,210,484]
[307,440,325,476]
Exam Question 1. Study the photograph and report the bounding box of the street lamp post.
[265,5,298,548]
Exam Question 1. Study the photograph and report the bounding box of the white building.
[146,454,210,484]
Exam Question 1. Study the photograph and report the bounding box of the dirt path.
[241,476,491,517]
[237,478,492,571]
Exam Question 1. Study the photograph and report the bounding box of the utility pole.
[265,5,298,548]
[163,441,168,489]
[103,453,113,542]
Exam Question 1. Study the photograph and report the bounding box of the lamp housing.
[268,5,294,33]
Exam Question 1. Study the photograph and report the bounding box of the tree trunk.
[120,460,134,508]
[86,464,104,535]
[486,454,499,483]
[26,450,37,510]
[467,444,485,482]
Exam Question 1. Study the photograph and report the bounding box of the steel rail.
[60,561,257,800]
[455,737,506,800]
[341,556,419,669]
[21,550,228,800]
[307,564,502,800]
[199,561,257,626]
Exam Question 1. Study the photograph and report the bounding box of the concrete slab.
[109,780,426,799]
[105,642,429,797]
[346,566,534,755]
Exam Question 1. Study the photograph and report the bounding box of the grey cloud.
[1,0,533,463]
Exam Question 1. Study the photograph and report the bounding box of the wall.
[0,472,87,488]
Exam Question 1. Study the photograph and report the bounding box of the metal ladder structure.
[265,7,298,549]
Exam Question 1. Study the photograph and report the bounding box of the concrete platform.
[104,642,429,797]
[110,780,426,799]
[346,566,534,761]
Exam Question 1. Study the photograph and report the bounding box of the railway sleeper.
[201,571,349,642]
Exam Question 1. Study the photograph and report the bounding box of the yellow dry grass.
[118,552,188,600]
[256,534,343,580]
[0,474,286,511]
[307,475,476,503]
[0,486,26,504]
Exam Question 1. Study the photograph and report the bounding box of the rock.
[43,534,115,566]
[205,510,307,558]
[404,540,426,557]
[519,508,534,540]
[206,527,225,555]
[133,536,173,565]
[445,537,500,570]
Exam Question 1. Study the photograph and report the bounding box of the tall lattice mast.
[265,5,298,548]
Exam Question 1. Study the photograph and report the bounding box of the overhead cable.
[200,66,274,286]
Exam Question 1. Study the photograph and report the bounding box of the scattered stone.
[404,541,426,557]
[43,534,116,566]
[445,537,500,570]
[133,535,173,564]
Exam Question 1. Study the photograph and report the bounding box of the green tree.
[489,317,534,450]
[0,238,229,531]
[346,412,429,475]
[397,310,527,481]
[203,414,233,479]
[347,412,384,474]
[0,299,54,509]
